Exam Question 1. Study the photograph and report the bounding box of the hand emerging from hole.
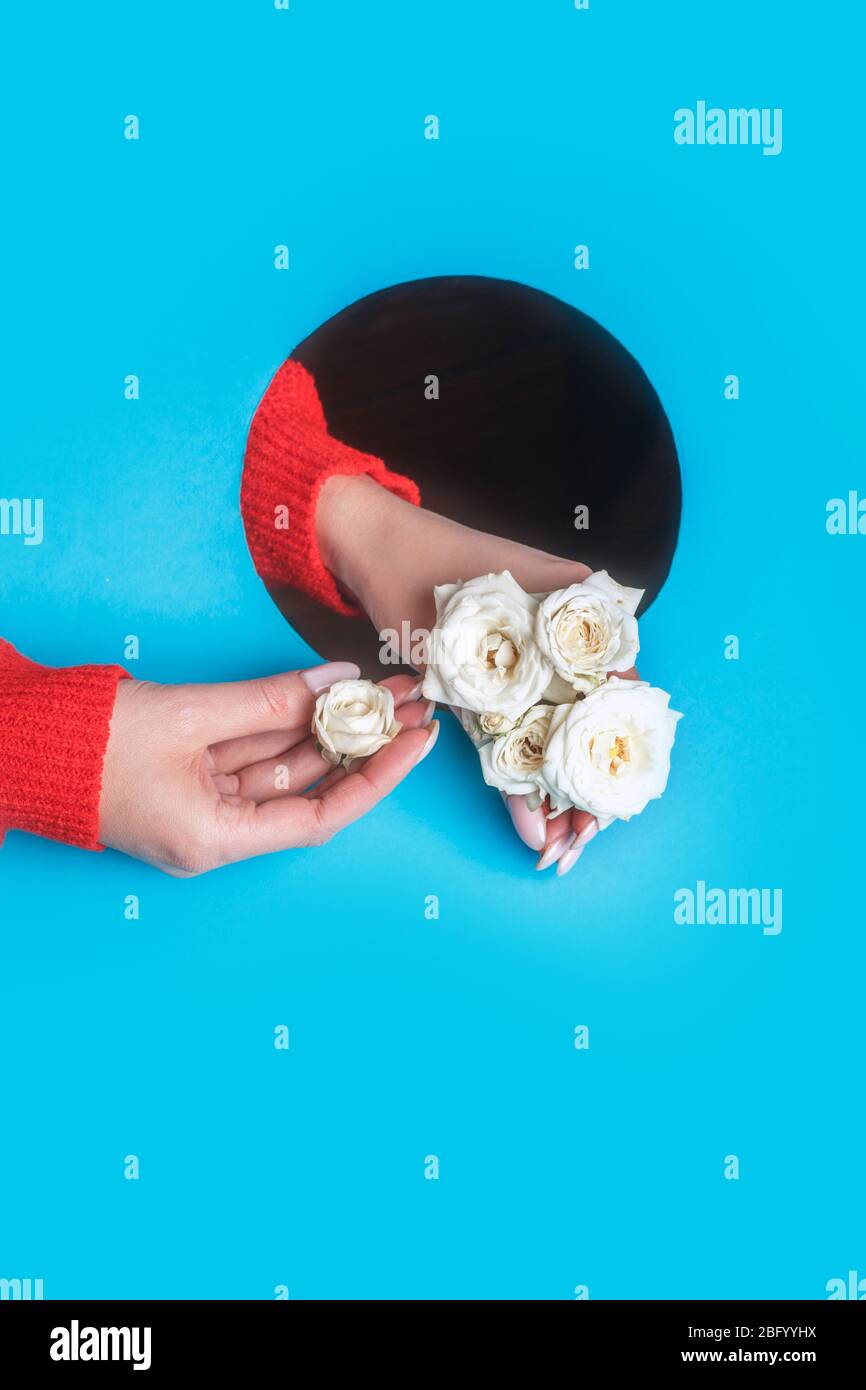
[317,476,634,875]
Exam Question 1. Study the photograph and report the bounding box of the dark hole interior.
[263,275,681,674]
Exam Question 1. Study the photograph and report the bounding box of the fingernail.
[505,793,546,849]
[398,679,425,705]
[299,661,360,694]
[421,699,436,725]
[415,720,440,762]
[556,836,586,878]
[536,832,572,872]
[576,820,599,848]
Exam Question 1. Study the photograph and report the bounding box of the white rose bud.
[422,571,553,718]
[313,679,402,766]
[540,677,682,821]
[535,570,644,693]
[478,704,554,797]
[478,711,516,737]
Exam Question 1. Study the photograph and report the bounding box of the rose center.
[514,730,544,767]
[483,631,518,672]
[608,734,630,775]
[560,608,604,655]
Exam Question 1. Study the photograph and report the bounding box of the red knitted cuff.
[241,357,421,616]
[0,640,130,852]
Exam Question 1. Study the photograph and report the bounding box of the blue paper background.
[1,0,863,1299]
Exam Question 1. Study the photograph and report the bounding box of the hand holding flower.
[424,569,681,874]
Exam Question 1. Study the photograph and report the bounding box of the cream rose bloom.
[313,679,401,766]
[535,570,644,693]
[422,571,553,717]
[479,704,554,796]
[478,711,515,737]
[540,677,681,821]
[451,709,517,748]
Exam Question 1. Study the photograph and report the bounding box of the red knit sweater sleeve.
[241,357,420,616]
[0,639,130,851]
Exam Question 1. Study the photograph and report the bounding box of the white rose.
[479,711,515,737]
[535,570,644,693]
[422,571,553,717]
[312,679,402,766]
[450,709,516,748]
[540,677,682,821]
[479,704,555,797]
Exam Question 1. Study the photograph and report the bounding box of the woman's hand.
[98,664,437,875]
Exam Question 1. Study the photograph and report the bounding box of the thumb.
[192,662,359,745]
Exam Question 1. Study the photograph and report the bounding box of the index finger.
[193,661,359,746]
[224,721,439,862]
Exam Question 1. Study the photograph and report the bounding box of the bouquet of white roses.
[421,570,681,829]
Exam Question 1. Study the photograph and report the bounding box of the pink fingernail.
[299,661,360,694]
[536,832,573,872]
[415,720,440,763]
[557,837,586,877]
[576,820,599,848]
[505,794,546,849]
[398,679,425,705]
